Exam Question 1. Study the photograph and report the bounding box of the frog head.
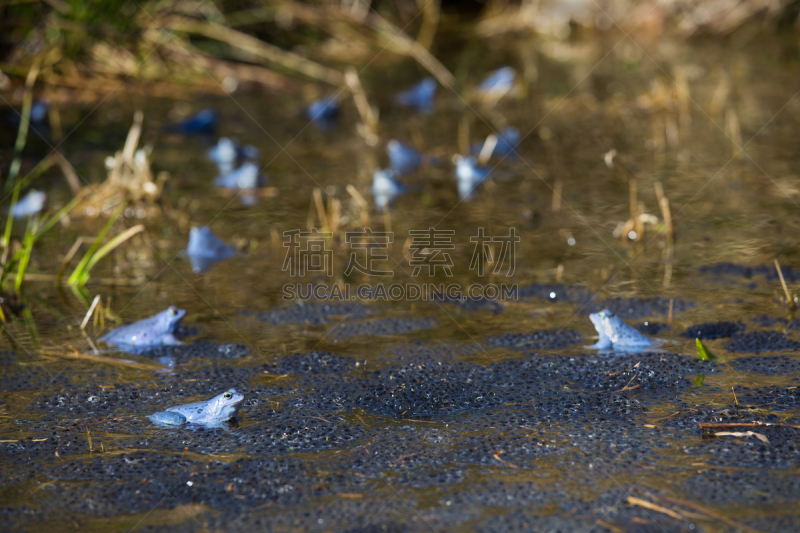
[589,309,614,331]
[159,306,186,332]
[207,388,245,421]
[588,309,615,349]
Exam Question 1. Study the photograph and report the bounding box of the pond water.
[2,30,800,532]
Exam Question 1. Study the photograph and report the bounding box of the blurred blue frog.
[454,155,491,201]
[373,168,406,211]
[471,126,521,159]
[213,162,266,190]
[168,109,218,134]
[394,77,437,113]
[207,138,260,175]
[387,140,422,175]
[476,67,516,101]
[30,101,49,123]
[11,190,46,218]
[187,226,236,273]
[307,96,339,129]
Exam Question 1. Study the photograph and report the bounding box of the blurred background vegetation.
[2,0,800,98]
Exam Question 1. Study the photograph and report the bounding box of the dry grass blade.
[712,431,770,444]
[639,490,764,533]
[168,19,343,85]
[774,258,795,310]
[478,134,497,164]
[345,67,379,146]
[699,421,800,430]
[39,348,163,370]
[367,13,455,88]
[626,496,685,521]
[76,111,166,217]
[80,295,101,330]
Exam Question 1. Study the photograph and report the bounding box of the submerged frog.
[589,309,654,350]
[149,389,245,426]
[99,306,185,350]
[187,226,236,273]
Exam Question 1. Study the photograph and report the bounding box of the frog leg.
[160,333,183,346]
[588,336,613,350]
[149,411,187,426]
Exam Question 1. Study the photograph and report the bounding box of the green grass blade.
[4,63,40,194]
[20,295,39,345]
[35,193,83,238]
[83,224,145,275]
[68,202,127,287]
[14,217,37,292]
[3,180,21,252]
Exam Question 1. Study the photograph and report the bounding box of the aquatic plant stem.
[4,62,40,194]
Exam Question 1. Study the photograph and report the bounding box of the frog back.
[100,315,162,346]
[610,317,653,346]
[166,400,214,423]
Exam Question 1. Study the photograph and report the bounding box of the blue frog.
[589,309,654,351]
[307,96,339,129]
[187,226,236,273]
[11,190,46,218]
[373,168,406,211]
[395,77,437,113]
[476,67,516,101]
[454,155,491,201]
[213,162,266,190]
[168,109,218,134]
[387,140,422,175]
[99,306,186,351]
[149,389,245,427]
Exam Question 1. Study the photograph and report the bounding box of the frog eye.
[168,307,178,316]
[223,392,232,400]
